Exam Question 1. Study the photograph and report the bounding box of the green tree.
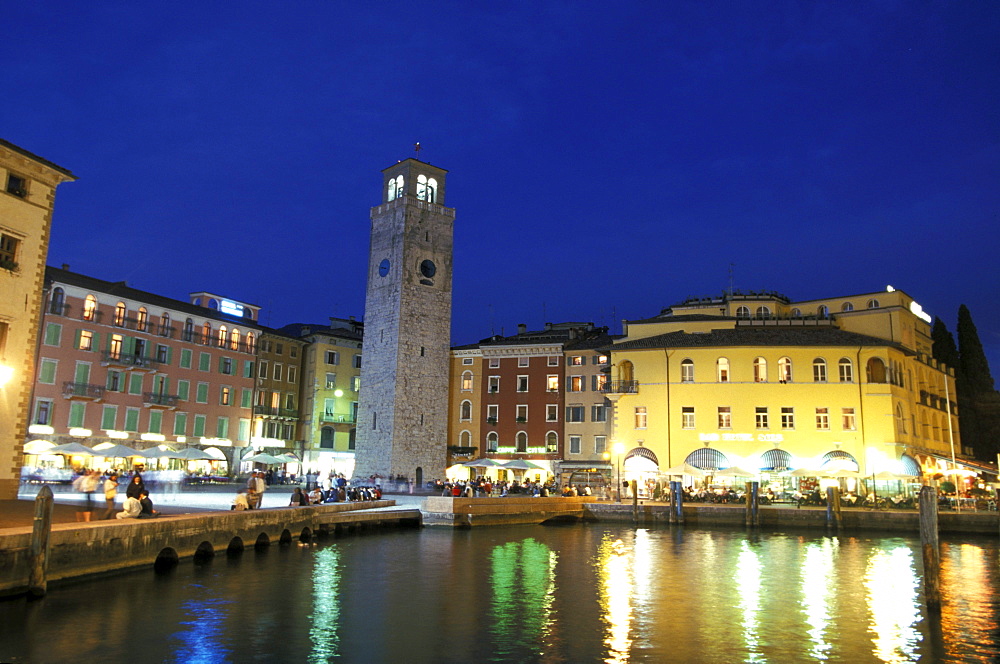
[931,317,959,370]
[957,305,995,393]
[955,305,1000,459]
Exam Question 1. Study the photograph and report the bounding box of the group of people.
[71,468,159,520]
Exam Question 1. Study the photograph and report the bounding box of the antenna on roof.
[728,263,735,297]
[414,142,422,159]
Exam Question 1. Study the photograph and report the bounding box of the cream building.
[606,288,962,492]
[0,139,75,499]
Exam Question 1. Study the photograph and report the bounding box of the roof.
[278,322,363,342]
[611,326,905,351]
[0,138,76,178]
[627,313,734,325]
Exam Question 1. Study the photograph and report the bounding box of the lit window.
[753,357,767,382]
[778,357,792,382]
[114,302,126,326]
[461,371,473,391]
[546,432,557,453]
[681,407,695,429]
[78,330,93,351]
[755,407,768,429]
[136,307,148,331]
[634,406,647,429]
[159,312,170,336]
[416,174,437,203]
[781,407,795,429]
[217,326,227,348]
[570,356,583,366]
[202,322,212,345]
[717,357,730,382]
[569,376,584,392]
[813,358,827,382]
[221,386,231,406]
[109,334,123,360]
[718,406,732,429]
[839,358,853,382]
[815,408,829,430]
[546,375,559,392]
[681,359,694,383]
[246,332,256,353]
[842,407,856,430]
[387,174,404,201]
[230,329,240,350]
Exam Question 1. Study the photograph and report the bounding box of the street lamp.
[0,364,13,387]
[613,441,625,503]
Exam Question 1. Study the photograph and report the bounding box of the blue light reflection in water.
[0,526,998,663]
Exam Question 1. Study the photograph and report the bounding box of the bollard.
[672,481,684,525]
[745,481,759,527]
[28,485,55,597]
[919,485,941,612]
[825,486,842,530]
[667,481,677,523]
[631,480,639,523]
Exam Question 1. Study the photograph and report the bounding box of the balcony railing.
[102,352,159,369]
[253,406,300,418]
[143,392,180,408]
[601,380,639,395]
[320,413,356,424]
[62,382,105,400]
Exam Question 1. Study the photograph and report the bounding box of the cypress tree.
[957,305,995,393]
[931,317,959,370]
[955,305,1000,459]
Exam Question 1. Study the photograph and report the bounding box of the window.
[546,375,559,392]
[78,330,93,351]
[199,352,211,372]
[567,405,585,423]
[246,332,256,353]
[38,359,57,384]
[569,435,582,454]
[842,407,856,430]
[182,318,194,342]
[461,371,473,391]
[288,366,297,384]
[101,405,117,431]
[273,363,282,381]
[221,386,231,406]
[681,359,694,383]
[488,376,500,393]
[718,406,732,429]
[68,402,85,428]
[290,346,297,358]
[634,406,647,429]
[546,404,558,422]
[486,432,498,452]
[83,295,97,321]
[867,358,887,383]
[548,356,559,366]
[815,407,829,430]
[755,407,768,429]
[0,232,20,268]
[325,373,336,388]
[818,305,829,318]
[488,358,500,368]
[460,400,472,421]
[813,358,827,382]
[229,329,240,350]
[594,436,607,454]
[173,413,187,435]
[753,357,767,382]
[196,382,209,404]
[591,404,607,422]
[217,326,227,348]
[353,354,362,369]
[546,432,558,453]
[241,388,253,408]
[569,376,584,392]
[791,307,802,317]
[842,302,854,312]
[594,374,608,392]
[515,431,528,453]
[109,334,123,360]
[177,380,189,401]
[148,411,162,435]
[781,407,795,429]
[570,356,584,366]
[838,358,853,383]
[159,312,170,336]
[736,306,751,319]
[50,287,65,314]
[462,358,473,365]
[517,375,529,392]
[136,307,148,331]
[516,405,528,422]
[114,302,126,327]
[34,400,52,425]
[43,323,61,346]
[216,416,229,439]
[156,344,169,363]
[326,351,340,365]
[518,357,529,367]
[717,357,730,382]
[416,174,437,202]
[193,414,206,437]
[867,299,880,309]
[487,404,498,422]
[258,361,268,380]
[5,173,27,197]
[681,406,695,429]
[180,349,192,369]
[756,306,771,319]
[274,342,283,355]
[778,357,792,382]
[201,322,212,345]
[107,370,122,392]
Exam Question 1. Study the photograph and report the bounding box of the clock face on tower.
[378,259,391,277]
[420,259,437,278]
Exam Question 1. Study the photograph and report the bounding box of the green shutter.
[74,329,82,349]
[149,411,162,434]
[101,406,116,430]
[241,388,253,408]
[193,415,206,437]
[180,349,192,369]
[173,412,187,435]
[125,408,139,432]
[196,383,208,403]
[44,323,62,346]
[177,380,190,401]
[123,336,136,355]
[238,418,250,442]
[74,363,90,385]
[216,416,229,438]
[166,346,173,365]
[39,359,57,384]
[92,333,100,351]
[68,402,86,427]
[129,373,143,395]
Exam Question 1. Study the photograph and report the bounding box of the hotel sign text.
[699,433,784,443]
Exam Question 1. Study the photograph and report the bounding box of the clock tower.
[353,158,454,486]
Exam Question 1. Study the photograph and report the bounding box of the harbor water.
[1,523,998,663]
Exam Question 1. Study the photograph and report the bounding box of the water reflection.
[597,535,633,663]
[309,546,341,663]
[735,540,763,662]
[863,545,920,662]
[800,539,836,660]
[489,538,557,660]
[170,589,233,664]
[939,542,1000,663]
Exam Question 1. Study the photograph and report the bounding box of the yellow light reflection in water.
[488,539,557,658]
[309,547,341,663]
[800,539,836,660]
[735,541,764,663]
[597,536,633,663]
[864,547,920,663]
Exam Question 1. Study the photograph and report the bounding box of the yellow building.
[607,288,962,492]
[0,139,75,499]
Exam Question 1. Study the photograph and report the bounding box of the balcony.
[62,382,105,400]
[253,405,300,419]
[102,351,159,370]
[143,392,180,408]
[601,380,638,395]
[320,412,356,424]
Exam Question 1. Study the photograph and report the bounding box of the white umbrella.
[141,447,179,459]
[243,453,285,465]
[789,468,821,477]
[662,463,707,478]
[502,459,543,470]
[464,458,502,468]
[715,466,758,478]
[174,448,216,461]
[821,468,862,479]
[91,444,143,458]
[872,470,913,481]
[46,442,97,456]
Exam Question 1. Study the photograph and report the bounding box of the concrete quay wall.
[422,496,597,527]
[0,501,419,597]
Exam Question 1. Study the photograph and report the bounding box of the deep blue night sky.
[4,2,998,370]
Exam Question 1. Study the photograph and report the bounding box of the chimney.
[61,264,70,270]
[517,323,526,335]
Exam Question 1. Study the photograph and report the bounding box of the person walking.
[103,473,119,519]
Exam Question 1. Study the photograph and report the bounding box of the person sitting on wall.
[309,486,324,504]
[232,489,250,511]
[290,487,309,506]
[116,494,142,519]
[138,490,159,518]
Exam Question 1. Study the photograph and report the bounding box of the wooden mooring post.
[28,485,55,597]
[670,481,684,524]
[630,480,639,523]
[826,486,842,531]
[919,485,941,612]
[745,481,759,527]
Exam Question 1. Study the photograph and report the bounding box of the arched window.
[416,174,437,202]
[791,308,801,318]
[246,331,256,354]
[759,449,793,472]
[820,450,858,471]
[684,447,730,471]
[202,322,212,345]
[460,400,472,421]
[817,305,829,319]
[230,328,241,350]
[618,360,634,383]
[136,307,148,331]
[461,371,473,391]
[387,175,404,201]
[716,357,730,382]
[841,302,854,312]
[755,306,771,319]
[320,427,335,448]
[778,357,792,382]
[895,403,907,434]
[183,318,194,342]
[838,358,853,382]
[114,302,126,326]
[486,432,498,452]
[866,358,887,384]
[217,325,227,348]
[753,357,767,382]
[546,431,558,453]
[813,358,827,382]
[50,287,65,314]
[867,299,880,309]
[680,358,694,383]
[460,430,472,446]
[515,432,528,453]
[160,312,170,336]
[736,306,751,319]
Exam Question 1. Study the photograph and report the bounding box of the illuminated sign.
[909,300,932,323]
[69,428,92,437]
[28,424,55,435]
[700,433,784,443]
[220,300,245,316]
[141,433,166,442]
